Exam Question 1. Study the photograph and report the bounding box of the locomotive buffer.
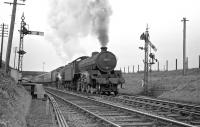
[18,13,44,72]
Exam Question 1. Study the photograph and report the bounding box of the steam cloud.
[47,0,112,61]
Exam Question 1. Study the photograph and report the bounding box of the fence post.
[128,66,129,73]
[166,60,168,71]
[124,67,125,73]
[176,59,177,70]
[157,61,159,71]
[133,65,134,73]
[186,57,188,69]
[138,65,139,72]
[199,55,200,69]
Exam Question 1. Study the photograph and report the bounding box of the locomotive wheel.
[81,84,85,92]
[77,82,81,91]
[90,87,95,94]
[96,84,101,94]
[81,85,83,92]
[86,85,90,93]
[76,85,79,91]
[86,85,89,93]
[114,91,118,96]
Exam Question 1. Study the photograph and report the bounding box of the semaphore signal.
[139,24,158,95]
[17,13,44,72]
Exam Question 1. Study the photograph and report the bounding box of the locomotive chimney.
[101,47,107,52]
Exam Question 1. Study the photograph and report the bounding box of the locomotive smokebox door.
[97,47,117,72]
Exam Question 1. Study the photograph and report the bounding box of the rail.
[47,90,120,127]
[46,87,198,127]
[47,93,69,127]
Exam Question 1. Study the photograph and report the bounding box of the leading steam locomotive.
[32,47,125,95]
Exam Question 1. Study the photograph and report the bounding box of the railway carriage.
[51,66,64,87]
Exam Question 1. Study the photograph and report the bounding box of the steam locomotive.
[32,47,124,95]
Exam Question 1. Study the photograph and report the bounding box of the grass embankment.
[0,70,31,127]
[120,68,200,104]
[118,73,144,95]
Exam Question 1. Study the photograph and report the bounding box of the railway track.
[122,95,200,114]
[52,94,102,127]
[47,94,69,127]
[101,95,200,126]
[46,87,197,127]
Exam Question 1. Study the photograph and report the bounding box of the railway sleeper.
[112,118,145,122]
[110,115,137,120]
[166,113,181,118]
[116,121,154,127]
[88,109,120,113]
[175,116,192,121]
[98,112,126,116]
[190,120,200,125]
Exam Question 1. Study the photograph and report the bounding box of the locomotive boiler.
[78,47,117,72]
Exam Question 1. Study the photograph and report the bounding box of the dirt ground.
[26,99,56,127]
[0,70,31,127]
[120,68,200,104]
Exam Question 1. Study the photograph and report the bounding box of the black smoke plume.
[47,0,112,60]
[90,0,112,46]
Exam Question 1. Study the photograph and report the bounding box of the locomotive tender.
[33,47,124,95]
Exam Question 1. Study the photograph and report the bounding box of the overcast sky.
[0,0,200,72]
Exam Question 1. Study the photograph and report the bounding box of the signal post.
[139,25,157,95]
[17,13,44,72]
[144,27,149,95]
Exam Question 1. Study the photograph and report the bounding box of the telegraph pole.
[0,23,8,68]
[181,17,188,75]
[13,46,17,69]
[43,62,45,72]
[4,0,25,73]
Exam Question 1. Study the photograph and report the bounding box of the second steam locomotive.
[33,47,124,95]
